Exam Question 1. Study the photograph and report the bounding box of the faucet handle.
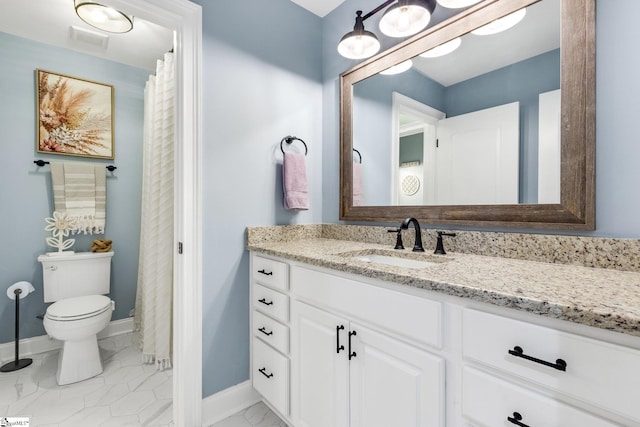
[434,231,456,255]
[387,228,405,250]
[437,231,457,238]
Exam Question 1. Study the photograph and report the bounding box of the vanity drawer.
[254,283,289,323]
[253,255,289,291]
[463,367,617,427]
[253,310,289,355]
[253,338,289,416]
[291,266,442,349]
[463,309,640,422]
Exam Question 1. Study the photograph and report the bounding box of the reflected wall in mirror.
[341,0,595,229]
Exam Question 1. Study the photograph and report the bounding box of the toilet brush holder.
[0,281,35,373]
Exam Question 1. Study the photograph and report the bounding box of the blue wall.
[0,32,148,344]
[193,0,323,397]
[322,0,640,238]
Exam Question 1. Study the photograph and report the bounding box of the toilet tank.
[38,251,114,303]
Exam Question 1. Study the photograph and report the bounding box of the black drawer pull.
[258,269,273,276]
[258,327,273,336]
[508,346,567,371]
[258,367,273,378]
[258,298,273,306]
[507,412,529,427]
[349,330,357,360]
[336,325,345,353]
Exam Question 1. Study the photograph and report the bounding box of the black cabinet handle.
[258,327,273,336]
[508,346,567,371]
[258,367,273,378]
[336,325,345,353]
[258,298,273,306]
[507,412,529,427]
[349,330,357,360]
[258,269,273,276]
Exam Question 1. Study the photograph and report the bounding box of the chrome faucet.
[400,217,424,252]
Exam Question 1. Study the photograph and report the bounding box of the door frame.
[102,1,203,425]
[391,92,445,205]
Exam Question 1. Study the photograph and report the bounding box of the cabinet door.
[349,323,445,427]
[291,301,350,427]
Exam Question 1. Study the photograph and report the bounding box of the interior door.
[291,301,350,427]
[434,102,520,205]
[349,323,445,427]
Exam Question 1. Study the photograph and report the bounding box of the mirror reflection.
[352,0,560,207]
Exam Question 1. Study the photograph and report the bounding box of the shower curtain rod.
[33,160,117,171]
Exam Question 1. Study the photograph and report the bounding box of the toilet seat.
[46,295,112,321]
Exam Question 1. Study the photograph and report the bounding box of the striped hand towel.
[51,162,106,234]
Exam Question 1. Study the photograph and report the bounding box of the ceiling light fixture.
[471,8,527,36]
[379,0,437,38]
[337,11,381,60]
[380,59,413,75]
[74,0,133,34]
[419,37,462,58]
[338,0,436,60]
[436,0,482,8]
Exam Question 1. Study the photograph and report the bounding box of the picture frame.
[36,69,114,159]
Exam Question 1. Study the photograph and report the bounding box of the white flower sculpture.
[45,212,77,253]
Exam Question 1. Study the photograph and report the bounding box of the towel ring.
[280,136,308,156]
[352,148,362,164]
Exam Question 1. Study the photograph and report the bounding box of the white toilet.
[38,251,114,385]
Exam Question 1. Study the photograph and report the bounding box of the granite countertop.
[248,238,640,338]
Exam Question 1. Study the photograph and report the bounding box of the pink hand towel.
[353,162,364,206]
[283,152,309,210]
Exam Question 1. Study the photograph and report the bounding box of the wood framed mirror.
[339,0,594,230]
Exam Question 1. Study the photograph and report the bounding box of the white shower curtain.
[135,52,175,370]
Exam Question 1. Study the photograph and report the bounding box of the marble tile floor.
[208,402,288,427]
[0,332,173,426]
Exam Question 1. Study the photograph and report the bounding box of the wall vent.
[69,25,109,50]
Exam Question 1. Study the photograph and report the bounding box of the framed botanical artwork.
[36,69,114,159]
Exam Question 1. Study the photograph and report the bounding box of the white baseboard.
[201,380,261,426]
[0,317,135,364]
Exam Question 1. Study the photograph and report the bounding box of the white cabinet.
[291,301,350,427]
[250,251,640,427]
[250,255,291,418]
[463,308,640,424]
[290,266,445,427]
[463,367,618,427]
[349,322,444,427]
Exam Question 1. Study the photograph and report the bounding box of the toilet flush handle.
[47,265,57,271]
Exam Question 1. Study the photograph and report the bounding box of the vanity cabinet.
[462,367,618,427]
[290,266,445,427]
[462,308,640,426]
[250,255,291,418]
[249,251,640,426]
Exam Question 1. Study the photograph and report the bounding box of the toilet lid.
[46,295,112,321]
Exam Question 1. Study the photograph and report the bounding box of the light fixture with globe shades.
[74,0,133,34]
[337,10,382,60]
[338,0,437,60]
[379,0,437,38]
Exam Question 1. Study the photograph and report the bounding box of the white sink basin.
[353,254,439,269]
